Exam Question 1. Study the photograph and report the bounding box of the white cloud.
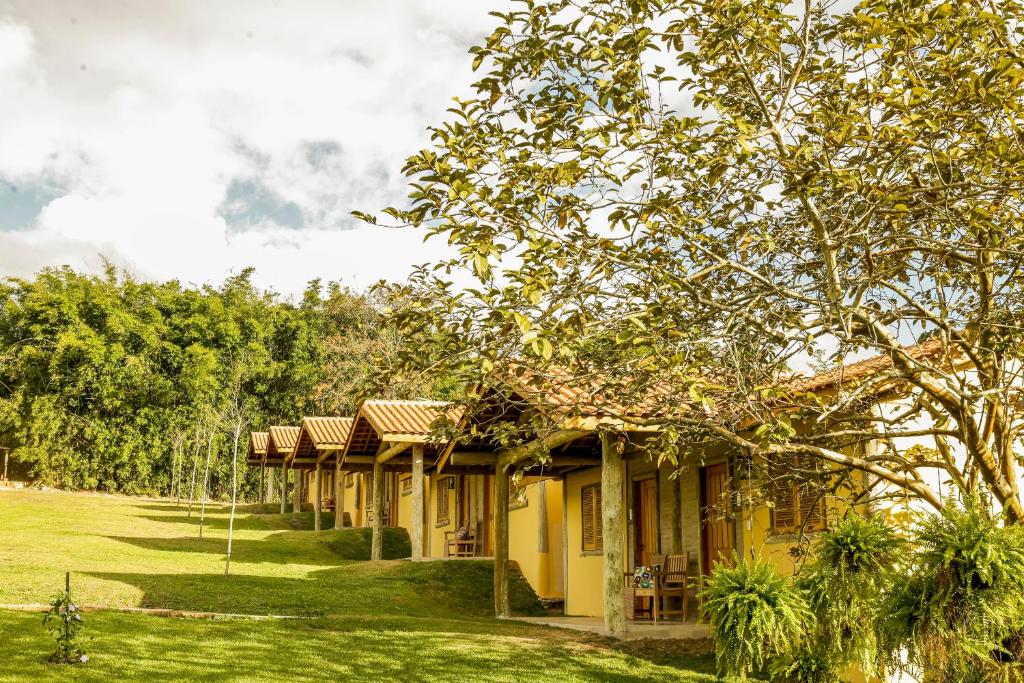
[0,1,503,296]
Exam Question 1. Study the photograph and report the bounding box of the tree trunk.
[371,462,385,560]
[334,457,344,530]
[314,463,323,532]
[226,421,241,576]
[411,444,425,559]
[601,432,626,635]
[186,426,201,515]
[494,465,510,618]
[199,429,214,539]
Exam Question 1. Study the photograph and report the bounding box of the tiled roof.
[790,338,950,393]
[291,417,353,461]
[266,425,300,461]
[249,431,268,454]
[360,400,463,438]
[345,400,462,457]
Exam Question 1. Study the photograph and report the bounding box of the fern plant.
[795,515,904,679]
[879,497,1024,682]
[702,556,811,680]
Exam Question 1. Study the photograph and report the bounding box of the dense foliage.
[707,505,1024,682]
[365,0,1024,520]
[0,265,428,498]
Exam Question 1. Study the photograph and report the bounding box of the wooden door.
[634,477,659,568]
[701,463,734,574]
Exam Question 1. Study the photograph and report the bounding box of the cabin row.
[244,360,887,634]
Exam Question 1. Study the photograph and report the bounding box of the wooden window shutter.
[364,472,373,511]
[436,477,450,526]
[770,454,826,534]
[581,483,603,551]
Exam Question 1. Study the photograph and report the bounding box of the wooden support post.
[371,462,384,560]
[537,479,550,597]
[411,444,425,559]
[334,457,344,530]
[601,432,626,635]
[494,465,510,618]
[671,472,683,555]
[280,464,287,514]
[314,463,323,532]
[266,467,275,504]
[258,464,265,504]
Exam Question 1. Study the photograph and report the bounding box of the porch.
[512,615,710,641]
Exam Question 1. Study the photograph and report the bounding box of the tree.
[366,0,1024,520]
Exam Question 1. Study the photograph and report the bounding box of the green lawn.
[0,489,720,681]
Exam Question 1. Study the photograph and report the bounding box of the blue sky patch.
[219,177,304,231]
[0,180,62,232]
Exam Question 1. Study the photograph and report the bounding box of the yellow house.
[265,425,300,515]
[289,416,354,531]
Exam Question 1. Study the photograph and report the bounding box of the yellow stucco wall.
[564,467,615,617]
[396,473,413,532]
[508,478,564,599]
[428,474,456,558]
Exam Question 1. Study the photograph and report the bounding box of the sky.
[0,1,504,297]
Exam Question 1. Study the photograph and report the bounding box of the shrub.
[42,582,87,665]
[702,556,811,680]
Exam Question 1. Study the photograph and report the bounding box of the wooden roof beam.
[498,429,589,469]
[376,441,411,464]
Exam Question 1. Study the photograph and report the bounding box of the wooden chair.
[625,554,664,622]
[656,553,690,621]
[444,529,476,557]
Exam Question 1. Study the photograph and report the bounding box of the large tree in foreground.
[363,0,1024,520]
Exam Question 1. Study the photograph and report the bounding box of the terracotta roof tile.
[265,425,300,462]
[790,338,950,393]
[291,417,353,461]
[360,400,463,438]
[246,431,268,464]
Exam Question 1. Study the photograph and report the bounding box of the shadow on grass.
[0,610,721,682]
[104,527,412,565]
[84,560,543,619]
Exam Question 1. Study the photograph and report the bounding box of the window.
[401,474,412,496]
[364,473,373,511]
[770,456,826,535]
[436,477,451,526]
[345,473,354,489]
[581,483,603,552]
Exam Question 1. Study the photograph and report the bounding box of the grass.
[0,489,723,681]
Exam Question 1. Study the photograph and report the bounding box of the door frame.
[631,475,659,569]
[699,461,734,575]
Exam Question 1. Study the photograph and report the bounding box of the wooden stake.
[601,432,626,635]
[371,462,384,560]
[411,444,425,559]
[494,465,510,618]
